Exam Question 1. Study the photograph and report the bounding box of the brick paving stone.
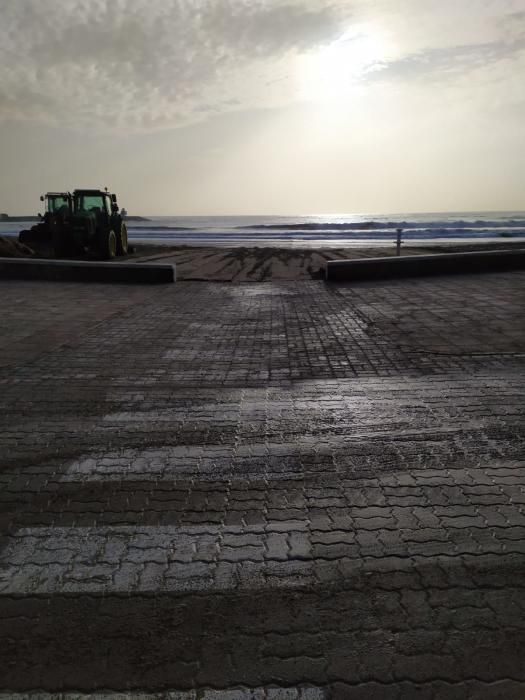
[0,273,525,695]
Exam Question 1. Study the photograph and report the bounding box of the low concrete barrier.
[325,249,525,282]
[0,258,176,284]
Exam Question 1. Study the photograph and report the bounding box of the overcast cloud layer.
[0,0,347,129]
[1,0,524,131]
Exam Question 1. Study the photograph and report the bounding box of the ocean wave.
[236,219,525,231]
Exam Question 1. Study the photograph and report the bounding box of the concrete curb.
[324,249,525,282]
[0,257,176,284]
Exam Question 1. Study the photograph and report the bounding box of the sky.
[0,0,524,216]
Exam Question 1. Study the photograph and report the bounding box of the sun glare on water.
[297,26,387,103]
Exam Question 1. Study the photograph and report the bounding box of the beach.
[132,240,525,281]
[2,232,525,281]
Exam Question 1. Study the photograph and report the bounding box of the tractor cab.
[41,192,73,220]
[73,189,117,220]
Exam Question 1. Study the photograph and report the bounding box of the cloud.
[2,0,524,132]
[368,37,525,84]
[352,0,525,116]
[0,0,346,130]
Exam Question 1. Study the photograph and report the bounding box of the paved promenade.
[0,271,524,698]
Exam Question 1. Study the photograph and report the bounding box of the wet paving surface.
[0,272,525,698]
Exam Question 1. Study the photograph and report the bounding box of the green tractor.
[19,188,128,259]
[19,192,73,255]
[67,189,128,259]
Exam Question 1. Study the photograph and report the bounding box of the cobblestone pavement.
[0,272,525,698]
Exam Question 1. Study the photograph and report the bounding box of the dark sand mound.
[0,236,34,258]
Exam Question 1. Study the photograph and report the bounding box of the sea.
[2,211,525,247]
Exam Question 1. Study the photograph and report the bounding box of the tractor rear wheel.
[116,222,128,255]
[99,229,117,259]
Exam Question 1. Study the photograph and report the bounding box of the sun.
[297,26,387,102]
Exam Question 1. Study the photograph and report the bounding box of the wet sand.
[133,241,525,282]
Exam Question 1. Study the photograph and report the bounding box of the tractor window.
[47,196,70,213]
[75,194,108,213]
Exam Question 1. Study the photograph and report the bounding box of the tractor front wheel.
[99,229,117,259]
[116,222,128,255]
